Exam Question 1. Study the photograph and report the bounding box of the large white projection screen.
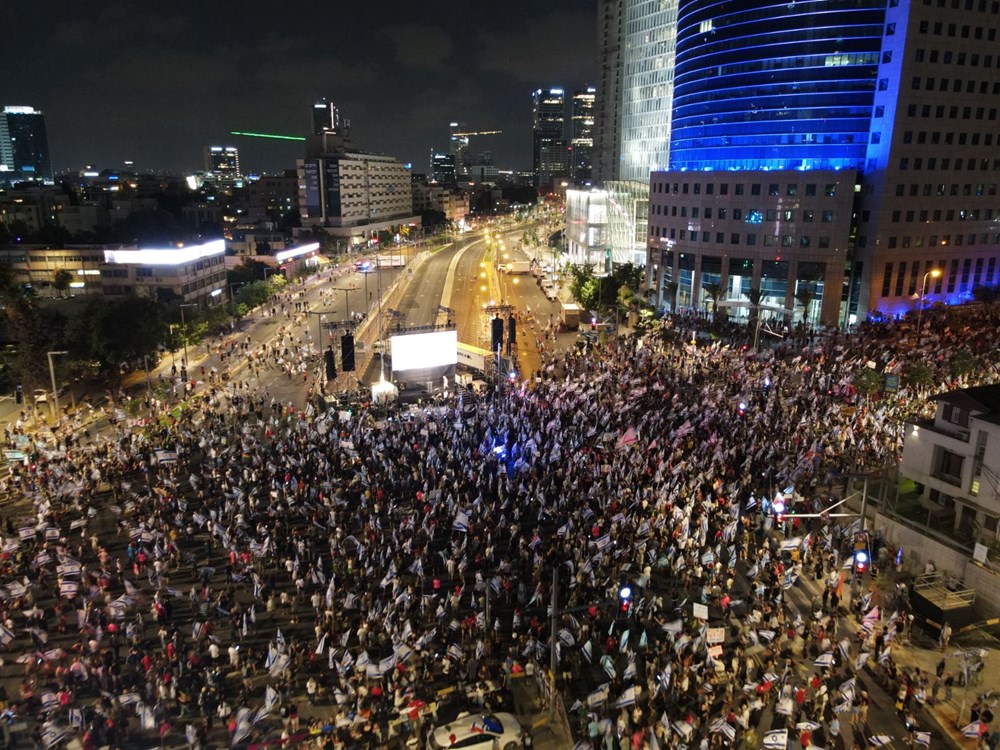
[390,330,458,372]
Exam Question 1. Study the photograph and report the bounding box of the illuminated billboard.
[390,330,458,372]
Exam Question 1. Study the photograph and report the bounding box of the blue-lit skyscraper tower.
[647,0,1000,326]
[669,0,886,172]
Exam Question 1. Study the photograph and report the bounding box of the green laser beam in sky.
[230,131,306,141]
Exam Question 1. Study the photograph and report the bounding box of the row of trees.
[0,263,290,393]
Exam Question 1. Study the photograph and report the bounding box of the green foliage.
[902,361,935,388]
[7,305,72,387]
[90,296,166,368]
[854,367,884,397]
[227,260,273,287]
[971,283,1000,304]
[949,350,978,377]
[569,262,645,312]
[52,269,74,295]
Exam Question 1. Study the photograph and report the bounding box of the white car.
[428,712,521,750]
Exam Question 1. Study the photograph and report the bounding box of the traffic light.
[340,333,356,372]
[14,385,22,405]
[324,348,336,380]
[507,316,517,345]
[853,531,870,574]
[491,316,504,351]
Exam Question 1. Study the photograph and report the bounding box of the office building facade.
[431,152,456,186]
[646,0,1000,326]
[0,106,53,187]
[571,87,597,184]
[532,88,568,189]
[297,115,417,246]
[203,146,241,178]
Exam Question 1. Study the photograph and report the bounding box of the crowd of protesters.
[0,294,999,750]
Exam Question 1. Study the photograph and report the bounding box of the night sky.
[1,0,597,177]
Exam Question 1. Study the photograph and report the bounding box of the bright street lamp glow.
[619,585,632,600]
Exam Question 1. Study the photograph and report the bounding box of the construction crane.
[451,130,503,138]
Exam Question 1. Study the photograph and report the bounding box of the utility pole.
[47,350,68,423]
[331,287,355,320]
[179,303,197,366]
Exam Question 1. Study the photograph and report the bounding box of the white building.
[297,131,418,247]
[100,240,227,303]
[565,189,609,267]
[901,385,1000,542]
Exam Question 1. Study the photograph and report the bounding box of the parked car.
[427,713,521,750]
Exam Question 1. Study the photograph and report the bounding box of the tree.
[794,286,817,327]
[52,269,74,297]
[854,367,883,399]
[701,282,722,326]
[90,296,166,369]
[664,281,679,313]
[950,350,978,378]
[902,361,935,391]
[7,305,71,389]
[746,286,764,348]
[972,283,1000,305]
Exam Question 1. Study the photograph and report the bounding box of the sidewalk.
[509,672,574,750]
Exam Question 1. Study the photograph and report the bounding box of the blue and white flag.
[452,510,470,532]
[869,735,894,747]
[762,729,787,749]
[813,652,835,668]
[595,534,612,551]
[913,731,931,746]
[963,721,985,738]
[615,686,639,707]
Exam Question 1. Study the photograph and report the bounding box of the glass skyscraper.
[669,0,886,172]
[0,106,53,186]
[532,88,568,188]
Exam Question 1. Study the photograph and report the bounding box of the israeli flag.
[452,509,470,532]
[813,652,835,668]
[615,686,639,707]
[869,736,894,747]
[762,729,788,749]
[963,722,985,738]
[913,731,931,746]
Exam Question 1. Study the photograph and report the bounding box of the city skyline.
[0,0,597,176]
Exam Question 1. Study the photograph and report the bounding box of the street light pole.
[179,303,197,366]
[331,287,355,319]
[47,350,68,423]
[917,268,942,344]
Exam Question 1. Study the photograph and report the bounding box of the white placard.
[693,603,709,620]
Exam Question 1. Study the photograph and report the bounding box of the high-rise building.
[203,146,241,183]
[583,1,677,266]
[645,0,1000,327]
[297,105,416,244]
[0,106,53,187]
[430,152,456,186]
[669,0,885,172]
[312,98,350,136]
[449,122,470,180]
[594,1,676,184]
[570,87,597,184]
[532,88,568,189]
